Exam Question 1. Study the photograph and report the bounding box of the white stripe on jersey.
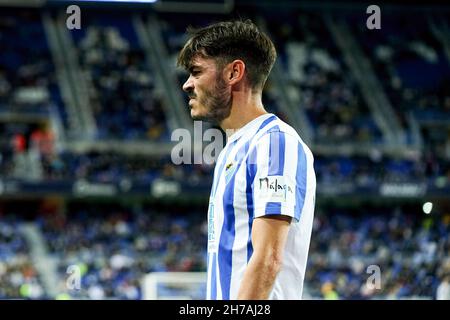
[206,113,316,300]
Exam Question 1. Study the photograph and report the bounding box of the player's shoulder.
[262,116,305,144]
[262,116,314,158]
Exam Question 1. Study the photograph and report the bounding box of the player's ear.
[226,60,245,86]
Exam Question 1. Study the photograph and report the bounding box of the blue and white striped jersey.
[206,113,316,300]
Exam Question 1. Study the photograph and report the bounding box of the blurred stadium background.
[0,0,449,300]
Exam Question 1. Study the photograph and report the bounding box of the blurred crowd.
[2,120,449,187]
[0,217,44,299]
[1,204,448,299]
[0,6,449,301]
[0,11,66,121]
[354,13,450,121]
[39,206,206,299]
[1,10,449,184]
[75,21,168,141]
[353,12,450,150]
[315,151,450,186]
[307,207,450,299]
[267,11,382,145]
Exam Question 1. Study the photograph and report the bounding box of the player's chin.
[190,106,205,119]
[190,109,203,121]
[190,107,198,117]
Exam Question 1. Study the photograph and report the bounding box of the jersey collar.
[225,113,275,145]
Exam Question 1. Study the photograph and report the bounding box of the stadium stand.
[265,10,384,145]
[70,13,169,141]
[0,215,45,299]
[0,1,449,300]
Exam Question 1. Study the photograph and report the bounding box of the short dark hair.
[177,19,277,91]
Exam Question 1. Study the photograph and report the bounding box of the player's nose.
[182,76,194,93]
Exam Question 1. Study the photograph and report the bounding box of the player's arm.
[237,214,292,300]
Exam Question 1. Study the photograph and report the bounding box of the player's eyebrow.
[188,64,203,73]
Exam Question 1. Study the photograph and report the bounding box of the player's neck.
[219,91,267,136]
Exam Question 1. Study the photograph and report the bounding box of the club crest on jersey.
[224,162,236,184]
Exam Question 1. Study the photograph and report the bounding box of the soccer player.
[177,20,316,300]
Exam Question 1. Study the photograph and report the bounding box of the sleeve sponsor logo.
[257,176,294,203]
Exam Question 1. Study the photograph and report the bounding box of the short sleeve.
[247,130,308,222]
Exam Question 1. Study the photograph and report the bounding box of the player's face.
[182,56,232,124]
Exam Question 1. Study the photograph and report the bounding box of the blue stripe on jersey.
[217,116,276,299]
[268,128,285,176]
[219,170,236,300]
[265,129,286,215]
[294,141,307,221]
[246,146,258,262]
[265,202,282,214]
[208,141,237,300]
[219,141,249,299]
[260,115,276,131]
[211,253,217,299]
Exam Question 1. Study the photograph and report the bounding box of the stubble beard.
[191,75,232,125]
